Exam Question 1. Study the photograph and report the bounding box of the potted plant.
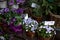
[0,7,24,34]
[37,23,56,40]
[23,15,38,38]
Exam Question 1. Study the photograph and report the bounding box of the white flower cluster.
[23,16,38,33]
[39,25,56,37]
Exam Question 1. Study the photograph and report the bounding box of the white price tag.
[44,21,55,25]
[0,1,7,8]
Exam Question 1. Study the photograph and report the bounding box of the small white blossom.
[26,30,28,32]
[26,25,28,26]
[29,25,31,27]
[50,34,52,37]
[54,31,56,35]
[39,29,41,31]
[24,14,28,19]
[39,26,43,28]
[12,4,19,9]
[31,24,34,27]
[46,31,48,33]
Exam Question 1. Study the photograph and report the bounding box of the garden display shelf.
[49,11,60,28]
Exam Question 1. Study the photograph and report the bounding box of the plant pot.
[26,31,35,38]
[49,11,60,28]
[38,37,51,40]
[25,8,42,22]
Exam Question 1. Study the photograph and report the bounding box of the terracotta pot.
[25,8,42,22]
[26,31,35,38]
[49,11,60,28]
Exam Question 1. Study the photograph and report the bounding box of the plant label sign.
[0,1,7,8]
[44,21,55,25]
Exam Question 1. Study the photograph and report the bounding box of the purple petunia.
[16,0,25,4]
[9,0,14,5]
[4,8,9,13]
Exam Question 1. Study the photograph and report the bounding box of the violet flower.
[9,0,14,5]
[10,18,17,24]
[16,0,25,4]
[4,8,9,13]
[9,24,23,33]
[15,8,24,14]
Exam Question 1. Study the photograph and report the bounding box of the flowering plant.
[0,8,24,33]
[23,17,38,33]
[8,0,25,5]
[37,24,56,38]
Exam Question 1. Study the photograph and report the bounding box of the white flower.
[54,31,56,35]
[39,26,43,28]
[46,31,51,33]
[43,26,46,28]
[26,30,28,32]
[0,36,5,40]
[46,31,48,33]
[50,34,52,37]
[24,14,28,19]
[26,25,28,26]
[29,25,31,27]
[12,4,19,9]
[31,24,34,27]
[39,29,41,31]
